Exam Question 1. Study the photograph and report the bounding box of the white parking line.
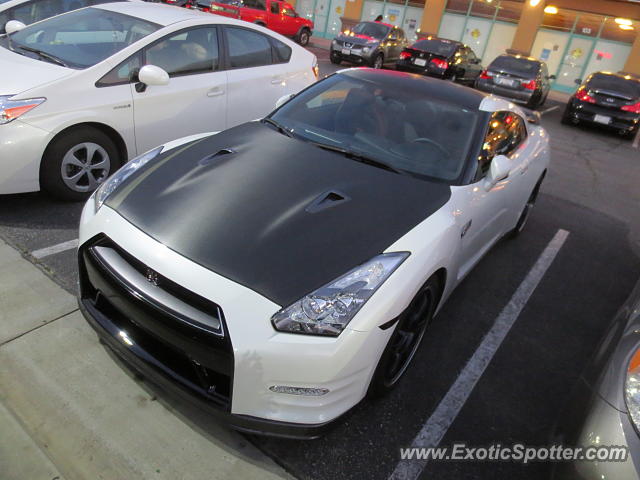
[31,239,79,259]
[540,106,559,115]
[389,228,570,480]
[633,128,640,149]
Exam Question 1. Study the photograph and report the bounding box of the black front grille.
[79,236,233,408]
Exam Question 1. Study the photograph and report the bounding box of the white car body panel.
[77,102,550,426]
[0,2,316,194]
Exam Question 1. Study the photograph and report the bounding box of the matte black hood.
[107,122,451,306]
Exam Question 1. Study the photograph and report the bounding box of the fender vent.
[199,148,236,166]
[306,190,351,213]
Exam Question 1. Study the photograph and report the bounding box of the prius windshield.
[269,73,479,182]
[5,8,160,69]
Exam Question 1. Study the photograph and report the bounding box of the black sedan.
[396,36,483,85]
[330,21,408,69]
[475,54,554,109]
[561,71,640,138]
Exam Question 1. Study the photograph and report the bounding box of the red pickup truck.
[206,0,314,45]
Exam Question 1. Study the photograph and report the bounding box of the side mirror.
[136,65,169,92]
[574,78,582,85]
[484,154,510,191]
[473,59,481,64]
[548,74,556,80]
[5,20,26,35]
[275,93,294,109]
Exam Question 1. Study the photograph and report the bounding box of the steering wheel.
[411,138,450,159]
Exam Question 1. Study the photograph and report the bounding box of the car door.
[455,111,529,280]
[131,26,228,154]
[223,25,291,126]
[385,28,403,61]
[466,47,483,81]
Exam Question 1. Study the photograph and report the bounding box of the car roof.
[96,1,233,26]
[494,53,542,64]
[339,68,486,110]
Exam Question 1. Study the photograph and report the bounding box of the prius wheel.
[372,53,384,69]
[369,276,440,397]
[511,176,544,237]
[40,127,120,201]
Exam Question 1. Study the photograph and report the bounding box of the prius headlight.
[625,345,640,432]
[0,96,46,124]
[271,252,409,336]
[93,146,163,213]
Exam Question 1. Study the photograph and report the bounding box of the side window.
[283,7,296,17]
[225,27,273,68]
[145,27,219,77]
[244,0,266,9]
[97,52,142,87]
[270,1,279,14]
[476,111,527,179]
[271,37,292,63]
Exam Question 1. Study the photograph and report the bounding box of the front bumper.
[0,119,52,194]
[78,204,393,436]
[475,79,534,104]
[330,46,375,65]
[566,99,640,132]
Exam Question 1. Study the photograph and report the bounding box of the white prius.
[77,70,550,438]
[0,2,317,199]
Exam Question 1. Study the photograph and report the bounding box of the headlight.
[332,39,337,45]
[0,96,46,125]
[626,346,640,430]
[271,252,409,336]
[93,146,163,213]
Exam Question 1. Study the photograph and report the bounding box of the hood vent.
[199,148,236,167]
[306,190,351,213]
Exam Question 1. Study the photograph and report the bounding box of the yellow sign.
[389,14,396,21]
[570,48,583,59]
[335,5,342,14]
[471,28,481,39]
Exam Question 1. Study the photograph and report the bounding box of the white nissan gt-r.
[78,69,550,438]
[0,2,317,199]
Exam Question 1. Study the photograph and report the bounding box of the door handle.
[271,76,284,85]
[207,86,225,97]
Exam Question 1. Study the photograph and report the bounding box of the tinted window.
[226,27,272,68]
[412,39,457,57]
[270,74,479,182]
[270,1,279,13]
[272,37,291,63]
[6,8,159,69]
[243,0,265,9]
[351,22,390,40]
[587,73,640,99]
[477,111,527,177]
[97,52,142,86]
[490,55,540,78]
[146,27,219,76]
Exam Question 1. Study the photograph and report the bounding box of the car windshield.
[269,74,479,182]
[5,8,160,69]
[412,39,457,57]
[490,55,540,77]
[351,22,390,39]
[587,73,640,100]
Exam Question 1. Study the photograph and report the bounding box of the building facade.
[293,0,640,93]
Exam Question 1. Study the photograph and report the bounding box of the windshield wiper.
[17,45,68,67]
[310,141,406,176]
[262,118,294,138]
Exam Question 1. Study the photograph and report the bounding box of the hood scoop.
[199,148,236,167]
[306,190,351,213]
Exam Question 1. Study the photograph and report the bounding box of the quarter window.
[271,37,292,63]
[243,0,266,10]
[97,52,142,87]
[145,27,219,77]
[225,27,272,68]
[476,111,527,178]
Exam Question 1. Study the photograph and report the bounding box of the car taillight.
[479,70,491,79]
[400,51,411,60]
[430,58,448,69]
[621,101,640,114]
[523,79,537,90]
[312,57,319,79]
[575,87,596,104]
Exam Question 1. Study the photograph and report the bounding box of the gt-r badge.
[146,269,160,286]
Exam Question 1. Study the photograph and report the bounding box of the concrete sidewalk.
[0,240,292,480]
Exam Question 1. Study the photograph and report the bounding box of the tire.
[525,92,540,110]
[40,127,121,201]
[510,174,544,237]
[368,276,441,397]
[329,51,341,65]
[538,92,548,108]
[450,73,458,83]
[560,106,574,125]
[296,28,310,46]
[372,53,384,69]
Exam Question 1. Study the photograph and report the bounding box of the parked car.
[330,21,407,69]
[0,2,317,199]
[0,0,123,34]
[396,36,483,85]
[561,71,640,138]
[77,69,549,438]
[552,277,640,479]
[205,0,313,46]
[475,54,554,109]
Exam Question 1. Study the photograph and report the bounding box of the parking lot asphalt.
[1,49,639,480]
